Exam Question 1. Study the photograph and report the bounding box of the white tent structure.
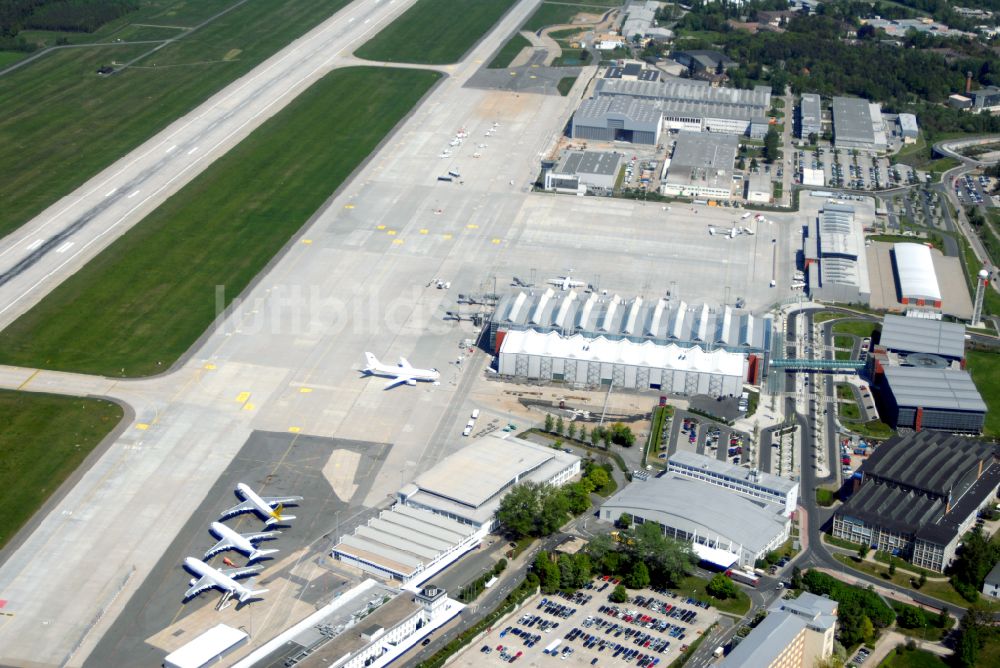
[893,243,941,306]
[498,330,746,396]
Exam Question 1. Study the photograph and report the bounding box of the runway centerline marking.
[187,146,199,155]
[25,239,44,251]
[55,242,74,253]
[166,145,177,153]
[127,190,140,199]
[105,188,117,197]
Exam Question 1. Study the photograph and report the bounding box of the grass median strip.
[0,0,354,240]
[0,67,441,376]
[355,0,518,64]
[0,390,124,551]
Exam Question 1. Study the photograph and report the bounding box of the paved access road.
[0,0,423,330]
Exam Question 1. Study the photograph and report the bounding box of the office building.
[667,451,799,516]
[832,96,887,150]
[661,131,738,200]
[720,593,837,668]
[543,150,623,195]
[798,93,821,139]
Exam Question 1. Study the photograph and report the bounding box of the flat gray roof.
[595,79,770,112]
[668,451,798,494]
[575,96,662,127]
[600,474,788,554]
[883,366,987,412]
[670,131,737,171]
[832,96,876,144]
[879,314,966,358]
[800,93,821,127]
[557,151,623,177]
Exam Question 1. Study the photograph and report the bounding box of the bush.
[610,584,629,603]
[816,488,836,506]
[706,574,739,600]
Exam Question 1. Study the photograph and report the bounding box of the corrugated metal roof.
[893,242,941,301]
[879,314,965,358]
[883,366,986,412]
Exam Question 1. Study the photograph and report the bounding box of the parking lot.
[793,146,914,191]
[452,577,719,667]
[664,409,752,467]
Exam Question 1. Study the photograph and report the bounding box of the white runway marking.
[127,190,140,199]
[105,188,117,197]
[188,146,199,155]
[26,239,44,251]
[166,145,177,153]
[55,242,74,253]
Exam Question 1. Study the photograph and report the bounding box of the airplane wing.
[244,531,281,543]
[383,375,411,390]
[204,537,237,559]
[569,280,586,288]
[546,278,561,286]
[220,566,260,580]
[185,576,215,599]
[397,357,412,369]
[219,500,257,520]
[260,496,302,506]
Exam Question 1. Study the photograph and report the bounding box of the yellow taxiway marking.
[235,391,251,403]
[344,204,355,209]
[288,426,301,433]
[203,363,216,370]
[419,228,429,235]
[135,423,150,431]
[243,402,255,412]
[298,387,313,394]
[392,238,404,245]
[301,239,312,244]
[466,223,479,229]
[492,238,502,244]
[376,224,386,230]
[16,369,39,390]
[386,229,397,235]
[443,233,453,240]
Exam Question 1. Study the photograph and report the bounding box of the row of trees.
[1,0,135,37]
[496,462,611,538]
[801,570,895,647]
[949,526,1000,602]
[542,414,636,449]
[533,550,593,595]
[585,523,698,589]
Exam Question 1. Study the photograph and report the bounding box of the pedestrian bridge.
[768,358,865,371]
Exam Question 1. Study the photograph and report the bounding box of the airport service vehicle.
[547,273,586,291]
[220,482,302,526]
[725,568,760,587]
[183,557,267,604]
[204,522,280,562]
[363,353,440,389]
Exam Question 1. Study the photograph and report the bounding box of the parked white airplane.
[183,557,267,603]
[204,522,280,562]
[708,226,738,238]
[547,273,587,291]
[220,483,302,526]
[363,353,440,389]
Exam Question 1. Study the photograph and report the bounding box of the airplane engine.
[189,578,197,587]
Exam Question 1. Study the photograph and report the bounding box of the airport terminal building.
[804,203,871,304]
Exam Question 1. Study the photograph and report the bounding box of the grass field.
[0,0,355,241]
[488,32,531,68]
[958,233,1000,317]
[354,0,517,64]
[832,320,879,338]
[839,400,861,420]
[877,647,949,668]
[557,76,577,96]
[670,575,751,617]
[0,390,124,550]
[836,383,854,400]
[847,419,895,440]
[523,2,613,32]
[965,350,1000,438]
[0,67,440,376]
[0,51,29,67]
[552,48,590,67]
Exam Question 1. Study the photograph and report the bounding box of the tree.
[558,553,577,592]
[857,544,869,560]
[629,522,697,587]
[494,558,508,575]
[573,553,592,588]
[609,423,635,448]
[619,513,632,530]
[534,551,561,594]
[545,414,554,433]
[895,604,926,629]
[887,559,896,577]
[587,466,610,493]
[790,566,802,590]
[568,421,577,441]
[610,584,629,603]
[750,157,759,171]
[626,561,651,589]
[556,415,565,436]
[579,425,589,443]
[950,527,1000,601]
[601,428,612,449]
[537,483,570,535]
[563,481,592,515]
[496,482,540,538]
[917,571,926,589]
[808,132,818,145]
[591,427,602,447]
[763,127,780,164]
[706,574,739,600]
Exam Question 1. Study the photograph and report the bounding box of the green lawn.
[354,0,517,64]
[557,75,577,96]
[833,335,854,350]
[488,33,531,68]
[0,67,441,376]
[670,575,751,616]
[958,234,1000,318]
[839,400,861,420]
[877,647,949,668]
[0,0,354,240]
[965,350,1000,438]
[836,383,855,400]
[552,48,590,67]
[522,2,612,32]
[847,419,895,440]
[0,390,124,550]
[0,50,29,68]
[832,320,879,338]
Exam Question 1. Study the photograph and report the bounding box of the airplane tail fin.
[363,352,379,370]
[239,588,268,602]
[250,548,279,561]
[266,504,295,525]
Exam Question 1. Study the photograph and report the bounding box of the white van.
[471,409,480,420]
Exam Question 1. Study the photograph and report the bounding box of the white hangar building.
[498,329,747,396]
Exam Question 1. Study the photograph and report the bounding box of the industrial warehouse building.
[600,474,791,569]
[497,329,747,396]
[832,432,1000,571]
[489,289,769,353]
[831,96,887,151]
[898,113,919,142]
[661,131,738,200]
[668,451,799,516]
[798,93,821,139]
[594,78,771,137]
[570,96,662,145]
[542,150,623,195]
[892,242,942,308]
[804,203,871,304]
[720,594,837,668]
[398,435,581,529]
[879,366,986,433]
[878,314,965,361]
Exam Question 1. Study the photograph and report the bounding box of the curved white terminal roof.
[893,243,941,302]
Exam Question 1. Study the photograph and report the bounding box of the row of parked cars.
[514,614,560,634]
[564,626,665,666]
[536,597,577,619]
[482,644,522,663]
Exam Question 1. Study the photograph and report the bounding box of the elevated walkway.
[768,358,865,371]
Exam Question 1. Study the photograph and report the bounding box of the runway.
[0,0,421,331]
